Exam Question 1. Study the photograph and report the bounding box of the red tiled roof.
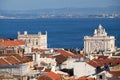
[109,71,120,76]
[37,75,52,80]
[74,53,85,58]
[4,56,20,64]
[0,40,25,47]
[77,76,87,80]
[44,68,51,72]
[47,71,61,80]
[14,55,32,63]
[87,58,120,68]
[55,55,67,64]
[87,60,102,68]
[0,54,32,66]
[69,78,76,80]
[0,58,10,66]
[98,55,108,59]
[55,49,75,57]
[87,77,96,80]
[107,78,120,80]
[77,76,96,80]
[32,48,50,52]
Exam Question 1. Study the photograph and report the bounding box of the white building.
[61,57,75,69]
[18,31,47,53]
[32,52,56,68]
[84,24,115,54]
[73,62,96,78]
[0,64,30,76]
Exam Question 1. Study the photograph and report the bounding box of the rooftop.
[37,75,52,80]
[0,54,32,66]
[0,39,25,47]
[87,58,120,68]
[47,71,61,80]
[55,49,75,57]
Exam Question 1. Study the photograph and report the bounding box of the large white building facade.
[18,31,47,49]
[84,24,115,54]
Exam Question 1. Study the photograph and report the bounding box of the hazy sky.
[0,0,119,10]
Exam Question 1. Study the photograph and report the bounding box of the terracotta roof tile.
[87,58,120,68]
[32,48,50,52]
[13,54,32,63]
[47,71,61,80]
[0,40,25,47]
[4,56,20,65]
[55,49,75,57]
[77,76,87,80]
[98,55,108,59]
[77,76,96,80]
[37,75,52,80]
[69,78,76,80]
[74,53,85,58]
[44,68,51,72]
[87,60,102,68]
[87,77,96,80]
[109,71,120,76]
[108,78,120,80]
[0,58,10,66]
[0,54,32,66]
[55,55,67,64]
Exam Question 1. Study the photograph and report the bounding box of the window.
[29,39,30,43]
[0,50,4,54]
[36,42,38,45]
[99,75,103,79]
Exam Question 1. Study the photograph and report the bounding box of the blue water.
[0,18,120,48]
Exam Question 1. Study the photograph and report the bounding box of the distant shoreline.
[0,17,120,19]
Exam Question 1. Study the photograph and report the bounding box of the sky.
[0,0,120,10]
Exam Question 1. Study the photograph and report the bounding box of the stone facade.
[84,24,115,54]
[18,31,47,49]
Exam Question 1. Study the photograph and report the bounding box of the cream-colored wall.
[18,31,47,53]
[84,37,115,54]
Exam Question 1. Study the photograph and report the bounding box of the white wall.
[0,64,30,76]
[73,62,95,78]
[61,58,75,69]
[40,35,47,49]
[33,53,56,67]
[25,47,32,53]
[39,57,56,67]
